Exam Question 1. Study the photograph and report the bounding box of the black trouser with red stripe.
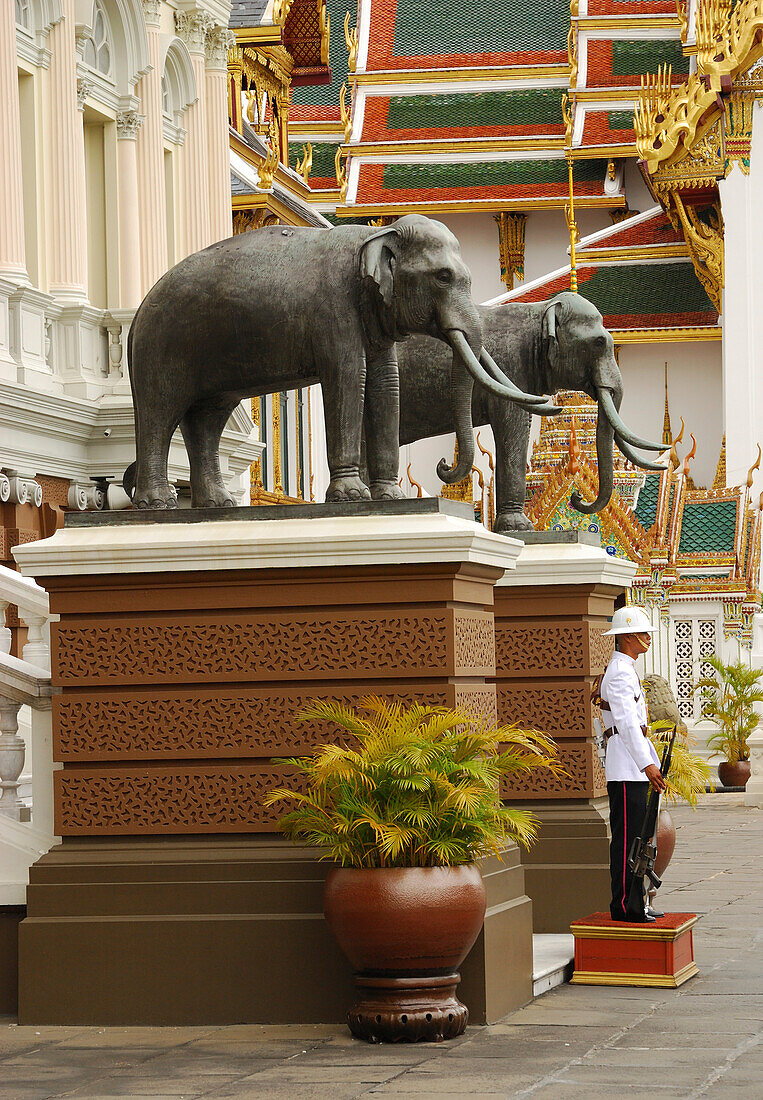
[608,780,649,921]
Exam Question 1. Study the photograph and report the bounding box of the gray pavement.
[1,794,760,1099]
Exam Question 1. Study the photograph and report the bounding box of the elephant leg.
[365,347,404,500]
[132,401,179,510]
[321,365,372,502]
[491,400,534,534]
[180,398,239,508]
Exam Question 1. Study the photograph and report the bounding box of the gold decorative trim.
[577,245,690,262]
[573,144,638,160]
[344,11,358,73]
[608,327,721,343]
[575,15,682,28]
[346,138,566,156]
[670,193,724,312]
[571,915,697,940]
[495,213,527,289]
[336,197,624,215]
[571,962,699,987]
[352,66,570,86]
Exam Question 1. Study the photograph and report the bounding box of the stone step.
[532,933,574,998]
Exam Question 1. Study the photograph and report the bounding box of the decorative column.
[175,9,212,257]
[0,701,25,821]
[205,26,234,243]
[0,3,27,279]
[136,0,167,295]
[46,0,88,300]
[116,110,143,308]
[493,533,636,932]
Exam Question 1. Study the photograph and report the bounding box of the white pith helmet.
[604,606,656,636]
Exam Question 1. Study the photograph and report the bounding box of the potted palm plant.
[695,656,763,788]
[264,697,560,1043]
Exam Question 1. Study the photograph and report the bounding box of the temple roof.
[494,208,720,340]
[229,1,269,29]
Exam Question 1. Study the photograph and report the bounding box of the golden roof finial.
[712,435,727,488]
[752,442,760,490]
[683,432,697,479]
[476,431,495,473]
[670,416,685,470]
[407,463,423,499]
[662,362,673,446]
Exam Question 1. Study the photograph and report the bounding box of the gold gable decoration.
[494,213,527,290]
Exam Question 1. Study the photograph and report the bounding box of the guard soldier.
[599,607,666,922]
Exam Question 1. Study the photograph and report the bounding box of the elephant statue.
[123,215,549,509]
[397,292,664,532]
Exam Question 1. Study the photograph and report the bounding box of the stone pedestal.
[493,533,636,933]
[14,501,534,1025]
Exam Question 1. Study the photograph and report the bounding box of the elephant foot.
[134,483,178,510]
[326,476,372,502]
[191,485,236,509]
[370,480,405,501]
[494,510,534,535]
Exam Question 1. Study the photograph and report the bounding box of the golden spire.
[662,362,673,446]
[561,93,579,293]
[712,434,727,489]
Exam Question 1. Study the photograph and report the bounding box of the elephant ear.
[359,226,399,309]
[542,299,560,342]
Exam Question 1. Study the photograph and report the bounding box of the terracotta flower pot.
[324,864,486,1043]
[654,808,676,880]
[718,760,751,788]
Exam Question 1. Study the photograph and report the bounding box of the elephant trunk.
[437,335,476,484]
[570,394,615,514]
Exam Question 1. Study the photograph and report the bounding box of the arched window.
[162,73,171,119]
[83,0,113,78]
[15,0,31,28]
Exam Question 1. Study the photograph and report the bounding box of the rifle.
[626,724,677,915]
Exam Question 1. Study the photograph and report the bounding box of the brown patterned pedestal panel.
[493,577,622,933]
[19,549,532,1024]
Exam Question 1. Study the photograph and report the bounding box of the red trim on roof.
[359,95,565,142]
[289,104,341,123]
[585,40,685,89]
[364,0,568,71]
[578,211,684,251]
[581,110,635,147]
[355,163,607,203]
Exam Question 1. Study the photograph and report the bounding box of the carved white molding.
[142,0,161,25]
[68,480,106,512]
[4,476,42,508]
[116,108,144,140]
[174,10,212,55]
[205,26,235,71]
[76,76,93,110]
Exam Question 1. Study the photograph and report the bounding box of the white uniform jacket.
[601,651,660,782]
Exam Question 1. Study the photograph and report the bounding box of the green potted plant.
[695,655,763,787]
[264,696,561,1043]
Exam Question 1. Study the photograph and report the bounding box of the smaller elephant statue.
[124,215,549,509]
[397,292,664,533]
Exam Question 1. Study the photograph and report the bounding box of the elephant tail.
[122,462,136,501]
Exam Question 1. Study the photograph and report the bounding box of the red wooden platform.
[570,912,699,987]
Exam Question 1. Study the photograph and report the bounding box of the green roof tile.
[607,110,635,132]
[634,473,660,530]
[580,262,715,317]
[392,0,569,56]
[678,500,738,554]
[290,0,348,108]
[611,39,689,78]
[382,158,606,190]
[387,88,565,131]
[288,141,338,180]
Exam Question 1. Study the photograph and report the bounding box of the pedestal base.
[19,839,533,1025]
[570,912,699,987]
[348,974,466,1043]
[513,800,611,933]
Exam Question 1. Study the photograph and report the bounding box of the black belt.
[605,724,648,741]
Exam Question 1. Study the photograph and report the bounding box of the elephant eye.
[436,269,453,284]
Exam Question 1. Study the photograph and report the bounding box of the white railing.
[0,562,55,904]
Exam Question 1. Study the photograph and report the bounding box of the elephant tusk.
[615,434,668,472]
[479,347,549,406]
[599,389,664,451]
[532,402,563,417]
[447,331,551,410]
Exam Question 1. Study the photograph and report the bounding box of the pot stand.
[348,974,467,1043]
